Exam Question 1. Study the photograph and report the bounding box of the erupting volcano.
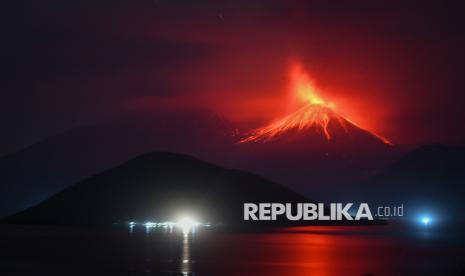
[240,66,392,147]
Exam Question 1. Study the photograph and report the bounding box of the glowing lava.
[240,66,392,145]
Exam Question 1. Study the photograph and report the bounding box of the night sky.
[2,0,465,156]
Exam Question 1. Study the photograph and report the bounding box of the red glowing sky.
[3,1,465,155]
[129,4,464,146]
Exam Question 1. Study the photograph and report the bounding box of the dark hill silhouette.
[0,109,238,218]
[2,152,310,226]
[356,144,465,221]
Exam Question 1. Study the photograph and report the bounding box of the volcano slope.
[240,102,391,151]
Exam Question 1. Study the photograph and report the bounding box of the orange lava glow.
[240,64,392,145]
[291,65,334,109]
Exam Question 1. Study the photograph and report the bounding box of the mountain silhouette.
[233,102,406,199]
[356,144,465,221]
[2,152,310,226]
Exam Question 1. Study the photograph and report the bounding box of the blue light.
[420,216,431,226]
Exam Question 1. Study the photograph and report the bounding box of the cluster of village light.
[128,217,210,233]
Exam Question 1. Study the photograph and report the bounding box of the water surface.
[0,224,464,275]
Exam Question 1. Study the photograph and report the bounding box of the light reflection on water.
[127,225,465,276]
[1,225,464,276]
[181,233,192,276]
[129,224,196,275]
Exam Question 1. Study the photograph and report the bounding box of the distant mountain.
[240,103,391,150]
[2,152,309,226]
[357,144,465,221]
[232,102,406,199]
[378,144,465,177]
[0,109,238,217]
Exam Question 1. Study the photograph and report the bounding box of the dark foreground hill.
[2,152,311,226]
[0,109,237,218]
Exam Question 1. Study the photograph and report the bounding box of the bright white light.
[125,218,204,232]
[144,222,156,228]
[176,217,200,233]
[159,222,175,228]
